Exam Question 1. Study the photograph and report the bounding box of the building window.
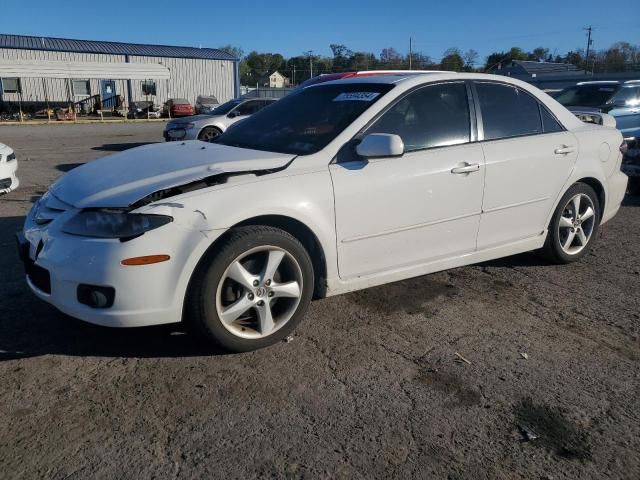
[141,80,157,96]
[1,78,22,94]
[72,79,91,96]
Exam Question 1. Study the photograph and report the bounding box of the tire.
[542,183,601,264]
[197,126,222,142]
[628,177,640,196]
[186,226,314,352]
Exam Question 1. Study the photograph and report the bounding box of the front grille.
[0,178,11,189]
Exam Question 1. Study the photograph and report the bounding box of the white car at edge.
[19,73,627,352]
[0,142,19,195]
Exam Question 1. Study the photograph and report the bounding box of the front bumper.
[0,158,19,194]
[163,127,198,142]
[19,205,224,327]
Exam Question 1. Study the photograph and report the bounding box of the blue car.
[555,80,640,141]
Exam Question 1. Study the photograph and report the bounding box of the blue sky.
[2,0,639,63]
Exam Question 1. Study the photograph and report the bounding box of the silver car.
[163,98,276,142]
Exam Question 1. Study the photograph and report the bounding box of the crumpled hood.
[51,141,295,208]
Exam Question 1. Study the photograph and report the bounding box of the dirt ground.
[0,123,639,479]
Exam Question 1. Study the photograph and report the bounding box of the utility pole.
[304,50,314,79]
[292,64,296,85]
[584,25,593,74]
[409,37,413,70]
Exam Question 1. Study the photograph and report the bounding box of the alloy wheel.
[558,193,596,255]
[215,246,303,339]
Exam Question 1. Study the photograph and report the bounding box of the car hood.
[51,141,295,208]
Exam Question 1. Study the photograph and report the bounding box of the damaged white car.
[19,73,627,352]
[0,142,19,195]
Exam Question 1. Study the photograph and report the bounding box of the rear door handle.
[451,163,480,174]
[554,145,575,155]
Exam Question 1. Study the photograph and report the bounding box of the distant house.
[488,60,585,79]
[269,71,290,88]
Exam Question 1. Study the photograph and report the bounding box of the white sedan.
[163,98,276,142]
[19,73,627,352]
[0,142,19,195]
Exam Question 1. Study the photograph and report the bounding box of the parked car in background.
[163,98,276,142]
[621,138,640,195]
[555,80,640,140]
[127,101,162,119]
[19,73,627,352]
[195,95,220,114]
[0,142,19,195]
[164,98,194,118]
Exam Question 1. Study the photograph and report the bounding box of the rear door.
[473,81,578,250]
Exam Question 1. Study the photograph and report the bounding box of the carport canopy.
[0,59,170,80]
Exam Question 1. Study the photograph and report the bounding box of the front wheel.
[187,226,314,352]
[198,126,221,142]
[542,183,600,264]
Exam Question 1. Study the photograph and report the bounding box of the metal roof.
[0,33,238,61]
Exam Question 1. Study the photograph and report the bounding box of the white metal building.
[0,34,239,112]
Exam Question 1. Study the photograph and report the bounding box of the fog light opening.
[77,285,115,309]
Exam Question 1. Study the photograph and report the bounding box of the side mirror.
[356,133,404,158]
[600,113,616,128]
[228,111,240,118]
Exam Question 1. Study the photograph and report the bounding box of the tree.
[463,49,479,70]
[531,47,549,61]
[217,45,244,60]
[330,44,354,71]
[441,48,464,72]
[380,47,402,64]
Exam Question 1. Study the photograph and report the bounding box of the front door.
[330,81,485,279]
[473,81,578,250]
[101,80,116,103]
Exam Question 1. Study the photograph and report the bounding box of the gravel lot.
[1,123,639,479]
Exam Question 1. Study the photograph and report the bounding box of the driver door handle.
[554,145,575,155]
[451,163,480,174]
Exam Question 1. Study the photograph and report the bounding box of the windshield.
[215,83,394,155]
[555,84,619,107]
[211,99,243,115]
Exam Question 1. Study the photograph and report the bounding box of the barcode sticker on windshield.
[333,92,380,102]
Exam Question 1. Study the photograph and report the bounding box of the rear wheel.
[187,226,314,352]
[543,183,600,264]
[198,126,221,142]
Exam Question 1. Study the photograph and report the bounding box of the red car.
[164,98,194,117]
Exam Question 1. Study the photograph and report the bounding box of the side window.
[476,82,542,140]
[366,82,470,151]
[235,101,261,115]
[540,106,563,133]
[612,86,640,107]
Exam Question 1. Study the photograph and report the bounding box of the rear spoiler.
[572,110,616,128]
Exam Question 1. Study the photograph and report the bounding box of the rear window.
[555,84,618,107]
[216,83,394,155]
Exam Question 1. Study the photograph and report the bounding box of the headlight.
[62,211,173,239]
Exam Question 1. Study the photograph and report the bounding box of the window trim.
[141,80,157,96]
[471,80,567,142]
[357,80,476,155]
[72,79,91,97]
[1,77,22,94]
